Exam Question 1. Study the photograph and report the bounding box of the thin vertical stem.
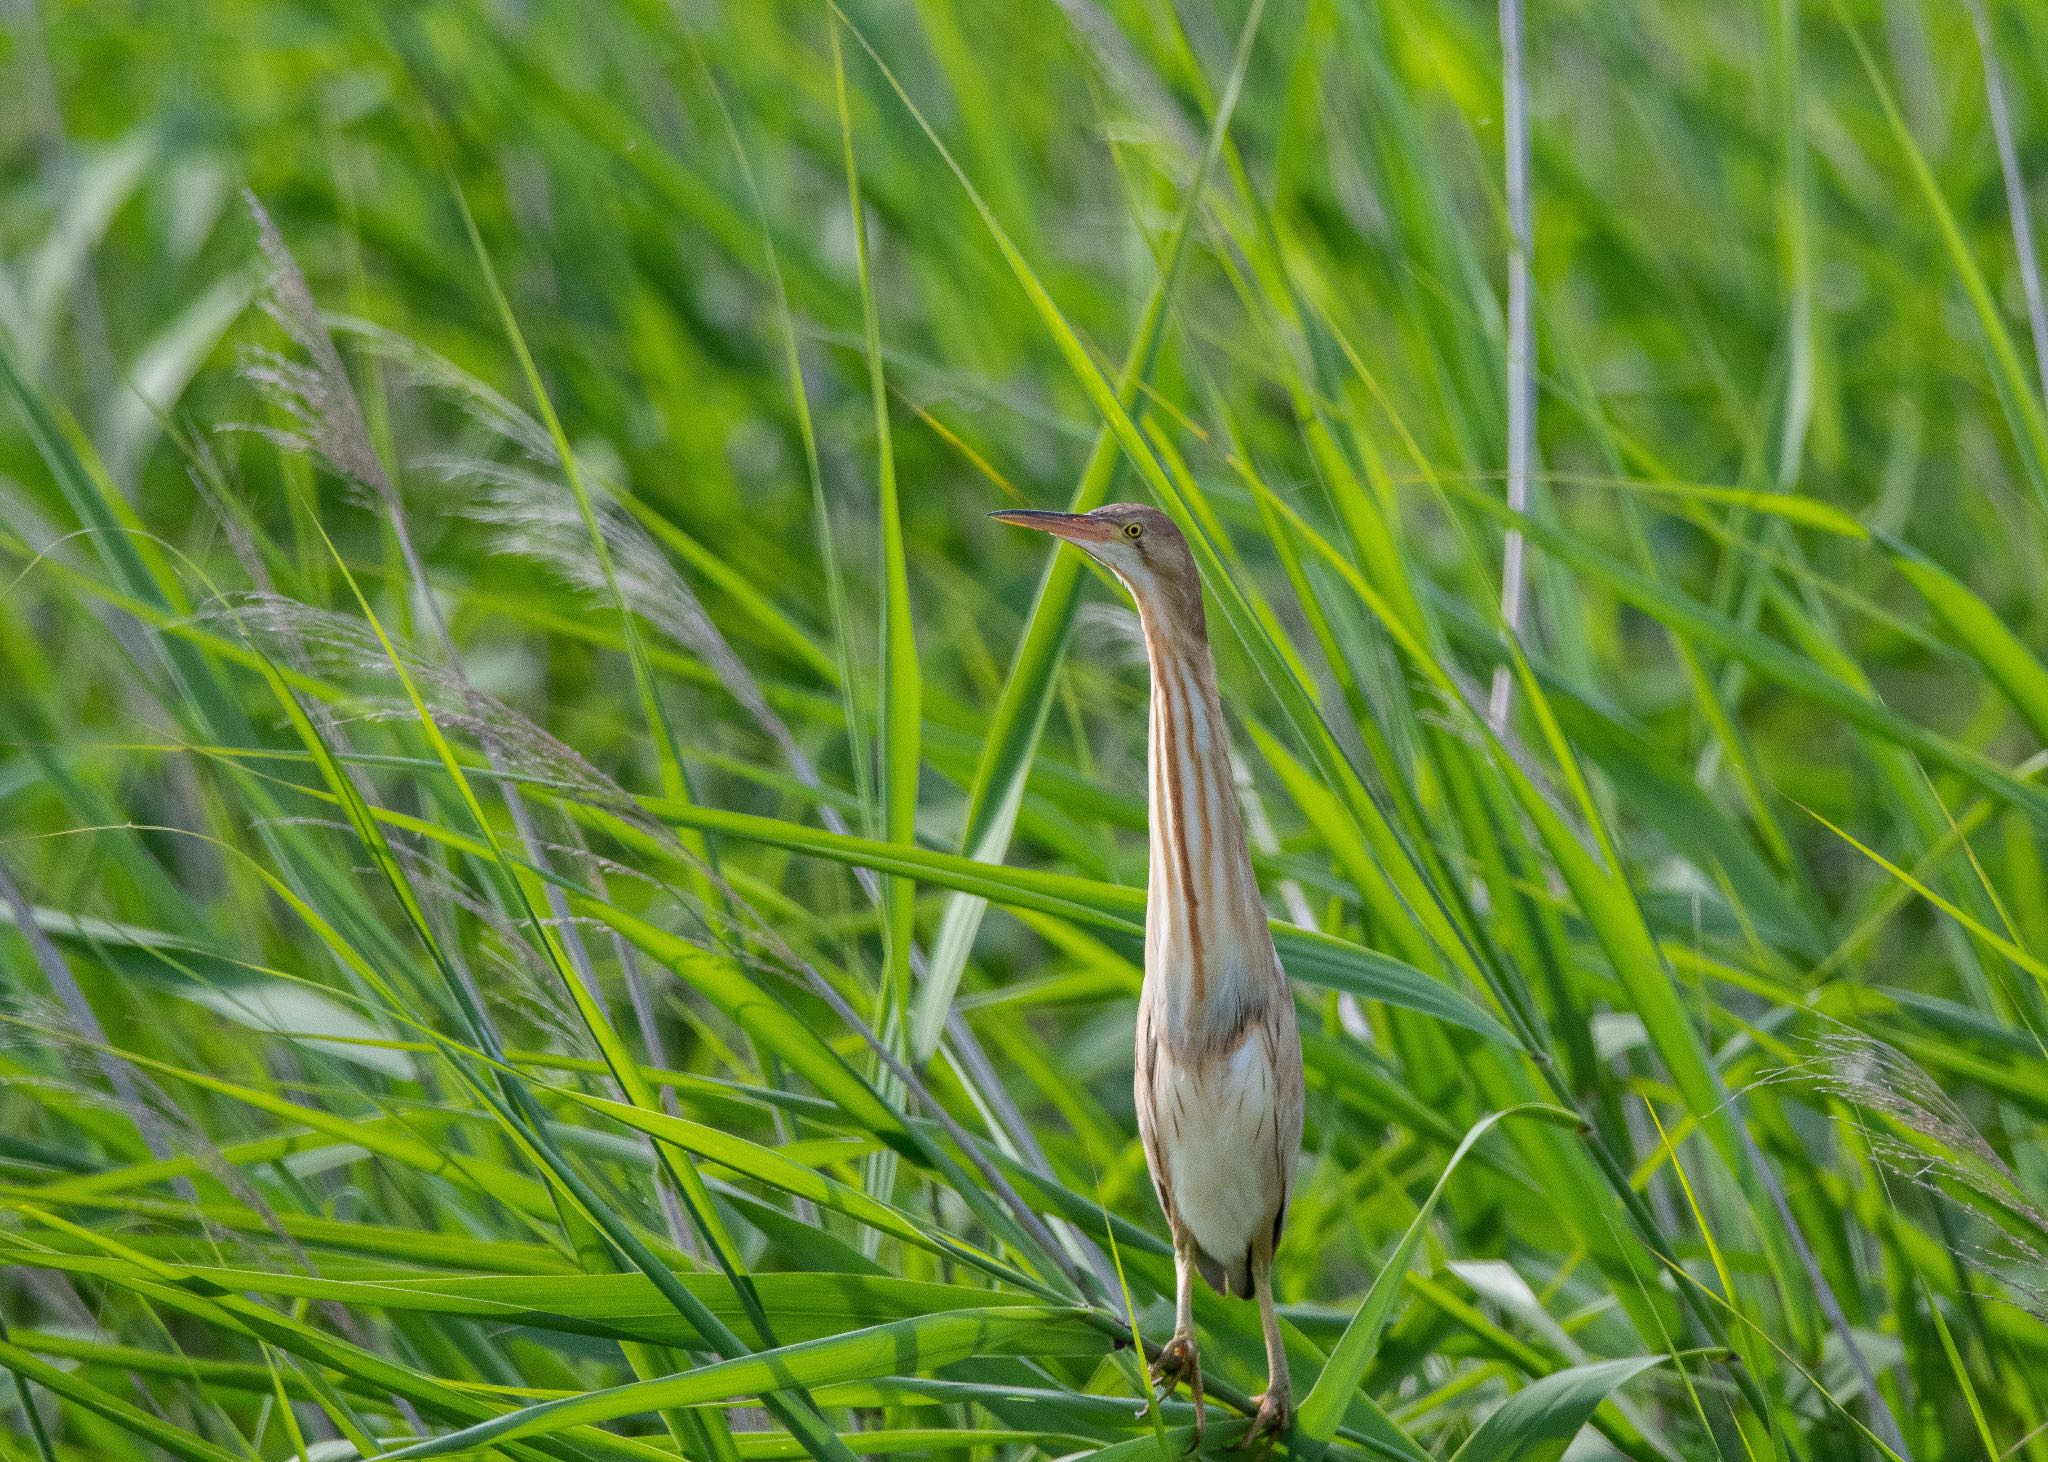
[1487,0,1534,733]
[1966,0,2048,415]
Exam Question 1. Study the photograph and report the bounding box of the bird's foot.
[1228,1389,1290,1457]
[1144,1333,1205,1448]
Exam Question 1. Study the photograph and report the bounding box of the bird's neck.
[1138,596,1279,1051]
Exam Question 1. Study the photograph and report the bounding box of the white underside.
[1150,1030,1290,1268]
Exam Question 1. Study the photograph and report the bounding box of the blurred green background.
[4,0,2048,1457]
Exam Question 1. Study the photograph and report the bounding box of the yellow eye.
[1123,521,1144,539]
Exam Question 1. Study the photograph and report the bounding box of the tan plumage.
[992,503,1305,1447]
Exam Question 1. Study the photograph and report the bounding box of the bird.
[992,502,1305,1449]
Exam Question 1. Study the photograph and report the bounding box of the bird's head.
[989,503,1200,619]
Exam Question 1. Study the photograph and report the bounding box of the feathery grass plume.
[201,592,647,815]
[363,324,863,851]
[331,316,556,462]
[242,195,399,508]
[1800,1032,2048,1338]
[442,458,823,774]
[1810,1034,2048,1245]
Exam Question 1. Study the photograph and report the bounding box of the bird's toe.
[1147,1333,1207,1447]
[1228,1390,1290,1457]
[1149,1334,1197,1391]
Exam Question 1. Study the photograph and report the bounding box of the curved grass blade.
[366,1307,1105,1459]
[1446,1355,1673,1462]
[0,1336,242,1462]
[631,802,1512,1043]
[1297,1104,1581,1443]
[550,1088,1035,1289]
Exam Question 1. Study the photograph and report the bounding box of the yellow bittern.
[994,503,1305,1446]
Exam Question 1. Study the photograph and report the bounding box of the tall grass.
[4,0,2048,1457]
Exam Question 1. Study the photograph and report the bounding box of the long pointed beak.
[988,508,1111,543]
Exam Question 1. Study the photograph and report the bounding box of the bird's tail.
[1194,1246,1253,1299]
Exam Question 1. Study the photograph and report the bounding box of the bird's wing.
[1259,985,1305,1242]
[1133,989,1180,1232]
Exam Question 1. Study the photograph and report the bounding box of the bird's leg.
[1233,1244,1289,1455]
[1147,1232,1204,1445]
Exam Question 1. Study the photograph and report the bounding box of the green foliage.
[4,0,2048,1457]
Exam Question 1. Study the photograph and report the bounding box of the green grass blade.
[1297,1104,1580,1442]
[368,1308,1104,1458]
[1446,1355,1673,1462]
